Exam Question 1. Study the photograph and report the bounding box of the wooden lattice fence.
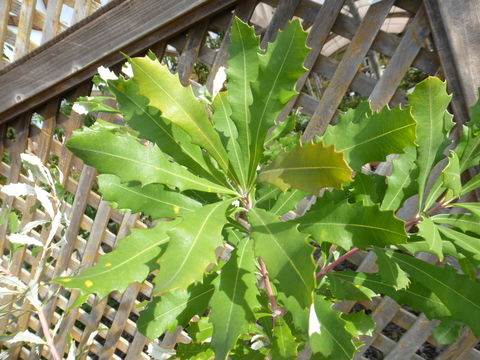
[0,0,479,359]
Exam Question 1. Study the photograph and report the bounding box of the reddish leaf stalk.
[316,247,361,279]
[316,199,452,278]
[258,257,283,318]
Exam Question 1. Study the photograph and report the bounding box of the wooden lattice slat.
[1,1,480,359]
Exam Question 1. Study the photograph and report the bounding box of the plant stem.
[258,257,283,318]
[316,247,361,279]
[37,307,62,360]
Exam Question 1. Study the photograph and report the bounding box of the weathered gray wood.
[99,283,142,360]
[124,331,149,360]
[0,0,239,123]
[303,0,396,140]
[54,200,112,356]
[75,212,139,354]
[177,20,209,86]
[385,314,439,360]
[369,4,430,110]
[438,327,479,360]
[41,0,63,44]
[264,0,439,75]
[13,0,35,60]
[0,0,11,62]
[260,0,300,48]
[0,115,30,333]
[426,0,480,111]
[276,0,346,122]
[312,54,406,105]
[425,0,480,129]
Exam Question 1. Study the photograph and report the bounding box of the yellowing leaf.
[259,142,353,194]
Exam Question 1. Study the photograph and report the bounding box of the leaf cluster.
[55,17,480,359]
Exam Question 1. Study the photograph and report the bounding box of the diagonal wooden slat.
[276,0,346,123]
[369,4,430,110]
[260,0,300,48]
[303,0,396,140]
[177,20,209,86]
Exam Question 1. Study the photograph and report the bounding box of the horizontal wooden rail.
[0,0,238,124]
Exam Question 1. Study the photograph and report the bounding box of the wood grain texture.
[303,0,396,140]
[425,0,480,124]
[13,0,35,60]
[277,0,346,123]
[41,0,64,44]
[0,0,238,123]
[177,20,209,86]
[0,0,12,61]
[369,4,430,110]
[260,0,300,48]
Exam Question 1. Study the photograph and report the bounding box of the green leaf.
[408,77,452,208]
[436,226,480,262]
[432,321,463,345]
[248,19,309,183]
[225,18,260,188]
[442,151,462,200]
[270,189,308,217]
[461,172,480,196]
[255,183,282,211]
[108,77,226,184]
[189,317,214,342]
[154,200,231,294]
[322,105,416,171]
[380,147,417,211]
[176,343,215,360]
[309,296,357,360]
[395,235,461,259]
[417,217,444,260]
[210,236,259,360]
[432,213,480,235]
[456,122,480,173]
[351,173,387,206]
[452,202,480,217]
[249,208,315,308]
[129,55,231,174]
[258,141,353,194]
[341,311,376,338]
[67,126,235,195]
[297,200,407,249]
[265,112,297,145]
[373,247,410,289]
[98,174,201,219]
[212,91,247,190]
[137,281,214,338]
[390,251,480,335]
[271,318,298,360]
[73,95,121,114]
[54,221,176,298]
[330,271,452,320]
[319,274,376,301]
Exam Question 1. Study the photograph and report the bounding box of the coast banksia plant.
[56,17,480,359]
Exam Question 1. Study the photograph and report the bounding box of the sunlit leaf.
[259,141,353,194]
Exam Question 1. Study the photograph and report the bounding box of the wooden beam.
[0,0,238,124]
[425,0,480,123]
